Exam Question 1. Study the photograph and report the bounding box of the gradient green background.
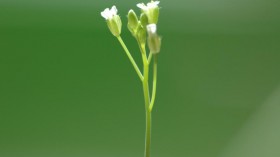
[1,0,280,157]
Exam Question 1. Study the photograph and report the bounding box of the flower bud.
[128,10,138,30]
[147,24,161,53]
[140,13,148,29]
[137,26,146,46]
[127,9,139,36]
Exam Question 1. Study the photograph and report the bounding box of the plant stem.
[143,61,150,110]
[143,57,151,157]
[138,37,154,157]
[117,36,144,81]
[145,110,152,157]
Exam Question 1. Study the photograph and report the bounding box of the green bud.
[140,13,148,29]
[137,26,146,46]
[128,10,138,31]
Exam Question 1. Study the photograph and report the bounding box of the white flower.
[101,5,122,37]
[101,6,118,20]
[137,1,160,24]
[137,1,160,11]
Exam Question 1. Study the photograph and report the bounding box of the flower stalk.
[101,1,161,157]
[117,36,144,81]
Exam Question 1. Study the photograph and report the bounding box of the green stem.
[149,54,157,112]
[143,58,151,157]
[148,52,153,64]
[142,55,150,111]
[117,36,144,81]
[137,34,154,157]
[145,110,152,157]
[140,44,151,157]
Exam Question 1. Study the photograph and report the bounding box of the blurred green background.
[1,0,280,157]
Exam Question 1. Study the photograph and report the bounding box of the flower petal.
[147,1,160,8]
[137,3,147,10]
[154,1,160,5]
[147,24,157,34]
[101,8,110,19]
[111,5,118,15]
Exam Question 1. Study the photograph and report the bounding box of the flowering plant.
[101,1,161,157]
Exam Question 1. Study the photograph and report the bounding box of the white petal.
[147,24,157,34]
[137,3,147,10]
[101,8,110,19]
[147,1,160,8]
[154,1,160,5]
[111,5,118,15]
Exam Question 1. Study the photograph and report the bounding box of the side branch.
[117,36,144,81]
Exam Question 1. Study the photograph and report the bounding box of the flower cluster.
[101,1,161,53]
